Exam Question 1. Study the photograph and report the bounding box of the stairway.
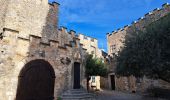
[61,89,96,100]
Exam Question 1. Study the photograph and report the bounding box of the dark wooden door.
[110,75,115,90]
[73,62,80,89]
[16,59,55,100]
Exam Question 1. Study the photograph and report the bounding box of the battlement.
[108,2,170,37]
[18,34,75,50]
[58,27,96,42]
[48,1,60,12]
[48,1,60,6]
[78,33,97,41]
[58,26,80,41]
[2,27,83,51]
[70,30,76,36]
[60,26,68,33]
[18,34,59,47]
[162,3,169,7]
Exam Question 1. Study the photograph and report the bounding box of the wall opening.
[110,75,115,90]
[73,62,80,89]
[16,59,55,100]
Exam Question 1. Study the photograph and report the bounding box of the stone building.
[0,0,88,100]
[106,3,170,92]
[78,34,107,60]
[78,34,108,90]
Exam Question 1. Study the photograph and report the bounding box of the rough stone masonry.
[106,3,170,93]
[0,0,87,100]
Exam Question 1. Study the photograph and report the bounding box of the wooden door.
[16,59,55,100]
[73,62,80,89]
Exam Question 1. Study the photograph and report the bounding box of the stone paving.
[95,90,166,100]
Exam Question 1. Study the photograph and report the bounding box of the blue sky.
[49,0,170,52]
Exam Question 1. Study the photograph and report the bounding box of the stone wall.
[115,76,136,92]
[106,3,170,93]
[0,28,86,100]
[100,77,109,89]
[78,34,99,57]
[0,0,87,100]
[2,0,58,39]
[107,3,170,56]
[0,0,10,33]
[114,75,170,93]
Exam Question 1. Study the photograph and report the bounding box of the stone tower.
[0,0,59,38]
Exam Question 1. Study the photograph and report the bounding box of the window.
[110,44,117,54]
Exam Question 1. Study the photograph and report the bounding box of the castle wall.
[0,29,85,100]
[0,0,87,100]
[107,3,170,56]
[0,28,86,100]
[3,0,58,39]
[107,3,170,92]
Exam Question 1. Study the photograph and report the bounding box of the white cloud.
[57,0,111,24]
[57,0,152,25]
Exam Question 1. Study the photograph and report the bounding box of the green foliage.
[57,97,62,100]
[85,54,108,77]
[116,13,170,82]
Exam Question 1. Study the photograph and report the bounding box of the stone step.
[65,90,87,94]
[61,89,96,100]
[61,96,95,100]
[63,92,93,95]
[69,89,87,92]
[62,94,94,98]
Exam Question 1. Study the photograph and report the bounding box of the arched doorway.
[16,59,55,100]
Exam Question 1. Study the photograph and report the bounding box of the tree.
[85,54,108,91]
[85,54,107,77]
[116,13,170,82]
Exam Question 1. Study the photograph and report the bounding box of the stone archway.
[16,59,55,100]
